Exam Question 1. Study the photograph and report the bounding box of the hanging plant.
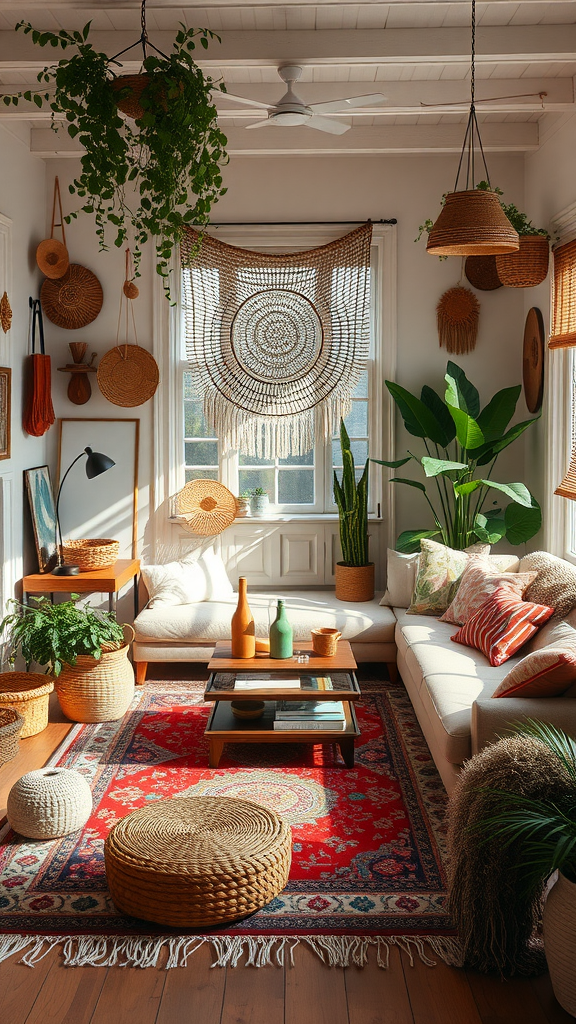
[5,14,228,298]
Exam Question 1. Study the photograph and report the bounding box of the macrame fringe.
[0,933,463,970]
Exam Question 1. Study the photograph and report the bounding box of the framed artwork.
[24,465,58,573]
[0,366,10,460]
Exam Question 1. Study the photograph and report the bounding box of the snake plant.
[333,419,369,567]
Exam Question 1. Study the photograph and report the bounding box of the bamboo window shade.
[549,240,576,349]
[555,450,576,501]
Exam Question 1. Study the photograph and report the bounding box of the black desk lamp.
[52,446,116,576]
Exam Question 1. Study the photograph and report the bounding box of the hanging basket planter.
[427,190,519,257]
[110,74,151,119]
[495,235,550,288]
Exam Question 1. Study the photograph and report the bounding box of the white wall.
[0,124,47,600]
[45,150,529,573]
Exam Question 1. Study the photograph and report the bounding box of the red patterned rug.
[0,679,460,969]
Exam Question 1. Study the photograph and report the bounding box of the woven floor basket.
[0,673,54,737]
[495,235,550,288]
[335,562,375,602]
[62,539,119,572]
[543,872,576,1016]
[104,795,292,928]
[426,190,520,256]
[0,707,24,765]
[55,644,135,723]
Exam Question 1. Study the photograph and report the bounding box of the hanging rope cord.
[453,0,490,192]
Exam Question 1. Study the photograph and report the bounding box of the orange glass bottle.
[231,576,256,659]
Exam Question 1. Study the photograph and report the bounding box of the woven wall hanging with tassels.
[436,285,480,354]
[181,222,372,459]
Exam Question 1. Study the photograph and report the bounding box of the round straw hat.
[41,264,103,329]
[97,344,159,407]
[176,479,237,536]
[36,238,69,280]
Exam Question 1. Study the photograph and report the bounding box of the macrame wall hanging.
[181,222,373,459]
[436,284,480,354]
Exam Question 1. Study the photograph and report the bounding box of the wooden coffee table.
[204,640,361,768]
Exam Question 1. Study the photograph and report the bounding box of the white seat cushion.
[135,590,396,645]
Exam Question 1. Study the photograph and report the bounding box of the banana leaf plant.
[372,361,541,553]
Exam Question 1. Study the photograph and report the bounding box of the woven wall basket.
[335,562,374,602]
[62,539,120,572]
[0,673,54,737]
[176,479,237,536]
[465,255,503,291]
[426,190,520,257]
[41,264,103,329]
[55,643,135,723]
[0,707,24,766]
[97,344,159,407]
[495,236,550,288]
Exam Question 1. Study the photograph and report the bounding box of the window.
[167,223,395,522]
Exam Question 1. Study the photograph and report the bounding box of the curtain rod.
[207,219,397,226]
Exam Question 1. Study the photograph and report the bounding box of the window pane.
[278,470,314,504]
[184,400,213,439]
[185,441,218,466]
[279,448,314,467]
[185,468,218,482]
[239,469,275,496]
[332,439,369,467]
[353,371,368,399]
[239,452,274,467]
[344,401,368,437]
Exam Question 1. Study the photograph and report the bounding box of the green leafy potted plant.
[372,360,541,553]
[333,419,373,601]
[6,18,228,297]
[250,487,270,517]
[0,596,134,723]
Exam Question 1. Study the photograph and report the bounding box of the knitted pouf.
[104,795,292,927]
[7,767,93,839]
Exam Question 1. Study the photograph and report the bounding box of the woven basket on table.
[311,628,342,657]
[495,236,550,288]
[0,707,24,765]
[55,634,135,723]
[62,539,119,572]
[104,795,292,928]
[0,674,54,737]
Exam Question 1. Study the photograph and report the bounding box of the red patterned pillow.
[493,647,576,697]
[451,587,554,667]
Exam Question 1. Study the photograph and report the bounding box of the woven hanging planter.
[110,74,151,119]
[427,191,519,257]
[41,264,103,329]
[175,479,237,536]
[495,235,550,288]
[437,286,480,354]
[465,255,503,291]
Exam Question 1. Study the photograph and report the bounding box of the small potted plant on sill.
[250,487,270,517]
[0,596,134,724]
[333,419,374,602]
[236,490,252,518]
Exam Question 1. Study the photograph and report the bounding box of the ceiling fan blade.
[213,90,273,111]
[309,93,388,114]
[306,116,350,135]
[244,118,276,130]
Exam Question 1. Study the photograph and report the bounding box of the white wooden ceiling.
[0,0,574,156]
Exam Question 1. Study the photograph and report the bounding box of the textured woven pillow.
[141,547,234,608]
[451,587,554,667]
[440,564,537,626]
[519,551,576,618]
[380,549,420,607]
[407,539,489,616]
[493,647,576,698]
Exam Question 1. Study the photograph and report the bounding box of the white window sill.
[168,514,384,525]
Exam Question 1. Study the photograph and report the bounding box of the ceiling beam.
[0,0,573,7]
[29,121,539,157]
[1,27,576,72]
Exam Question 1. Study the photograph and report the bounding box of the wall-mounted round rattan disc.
[523,307,545,413]
[176,479,237,535]
[40,264,103,329]
[97,344,159,407]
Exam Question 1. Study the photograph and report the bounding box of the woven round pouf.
[7,767,92,840]
[104,796,292,927]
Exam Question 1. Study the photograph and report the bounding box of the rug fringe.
[0,934,463,969]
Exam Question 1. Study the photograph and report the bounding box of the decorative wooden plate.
[523,307,545,413]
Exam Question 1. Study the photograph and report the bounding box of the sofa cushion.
[407,539,489,616]
[439,564,536,626]
[141,547,233,607]
[450,588,554,666]
[520,551,576,618]
[493,647,576,698]
[135,591,396,645]
[380,549,419,608]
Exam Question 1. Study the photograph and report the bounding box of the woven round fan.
[97,344,159,407]
[41,265,103,329]
[465,255,503,291]
[176,479,237,536]
[436,286,480,354]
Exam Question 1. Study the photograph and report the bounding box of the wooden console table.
[22,559,140,617]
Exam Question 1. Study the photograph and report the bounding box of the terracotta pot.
[543,872,576,1016]
[495,235,550,288]
[335,562,375,602]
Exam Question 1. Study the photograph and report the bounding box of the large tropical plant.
[6,20,228,296]
[334,420,369,566]
[373,361,541,553]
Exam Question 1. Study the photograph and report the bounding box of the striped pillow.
[451,587,554,667]
[493,647,576,697]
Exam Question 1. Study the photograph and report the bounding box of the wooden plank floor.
[0,668,572,1024]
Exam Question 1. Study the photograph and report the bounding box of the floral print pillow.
[407,539,489,616]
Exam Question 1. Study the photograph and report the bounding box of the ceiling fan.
[215,65,387,135]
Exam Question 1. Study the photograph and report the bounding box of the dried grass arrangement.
[447,734,574,976]
[0,291,13,333]
[436,286,480,354]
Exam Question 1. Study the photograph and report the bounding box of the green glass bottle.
[269,600,293,659]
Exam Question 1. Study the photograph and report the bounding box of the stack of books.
[273,700,346,731]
